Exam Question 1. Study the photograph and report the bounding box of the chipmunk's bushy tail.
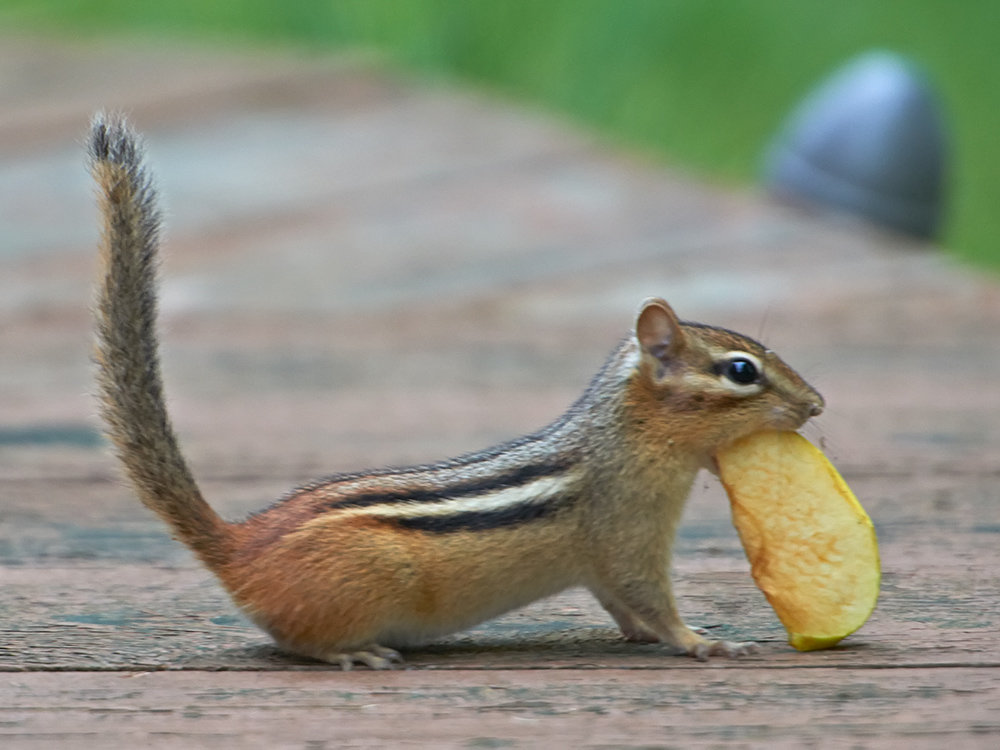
[90,113,231,570]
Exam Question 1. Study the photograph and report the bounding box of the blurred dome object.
[764,51,948,239]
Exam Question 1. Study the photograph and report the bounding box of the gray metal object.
[764,51,948,239]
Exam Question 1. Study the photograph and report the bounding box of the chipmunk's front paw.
[686,638,758,661]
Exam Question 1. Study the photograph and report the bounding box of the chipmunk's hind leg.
[312,644,404,671]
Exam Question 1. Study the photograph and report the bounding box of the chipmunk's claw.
[687,639,758,661]
[323,644,404,671]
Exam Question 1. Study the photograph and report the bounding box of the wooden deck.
[2,37,998,747]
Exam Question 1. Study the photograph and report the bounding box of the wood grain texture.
[3,669,997,749]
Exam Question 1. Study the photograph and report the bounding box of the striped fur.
[353,473,574,523]
[322,458,575,512]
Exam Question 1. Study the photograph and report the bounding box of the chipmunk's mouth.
[771,401,824,431]
[707,400,823,477]
[706,454,722,477]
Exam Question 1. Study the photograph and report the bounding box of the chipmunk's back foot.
[319,644,404,671]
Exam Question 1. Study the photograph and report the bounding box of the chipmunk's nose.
[809,400,825,417]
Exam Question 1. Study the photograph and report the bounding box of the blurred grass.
[3,0,998,269]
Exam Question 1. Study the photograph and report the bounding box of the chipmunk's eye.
[722,357,761,385]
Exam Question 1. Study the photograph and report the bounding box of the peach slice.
[716,431,880,651]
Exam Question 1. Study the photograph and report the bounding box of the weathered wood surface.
[1,37,999,747]
[5,669,997,749]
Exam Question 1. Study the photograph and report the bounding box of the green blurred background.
[3,0,997,269]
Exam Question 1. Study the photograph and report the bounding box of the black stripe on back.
[324,459,572,511]
[387,493,572,534]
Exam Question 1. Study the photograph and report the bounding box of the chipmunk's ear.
[635,298,686,364]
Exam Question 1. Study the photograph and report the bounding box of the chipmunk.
[89,112,824,670]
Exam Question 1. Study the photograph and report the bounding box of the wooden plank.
[3,563,997,672]
[2,669,997,748]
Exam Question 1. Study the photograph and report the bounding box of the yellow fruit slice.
[716,431,880,651]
